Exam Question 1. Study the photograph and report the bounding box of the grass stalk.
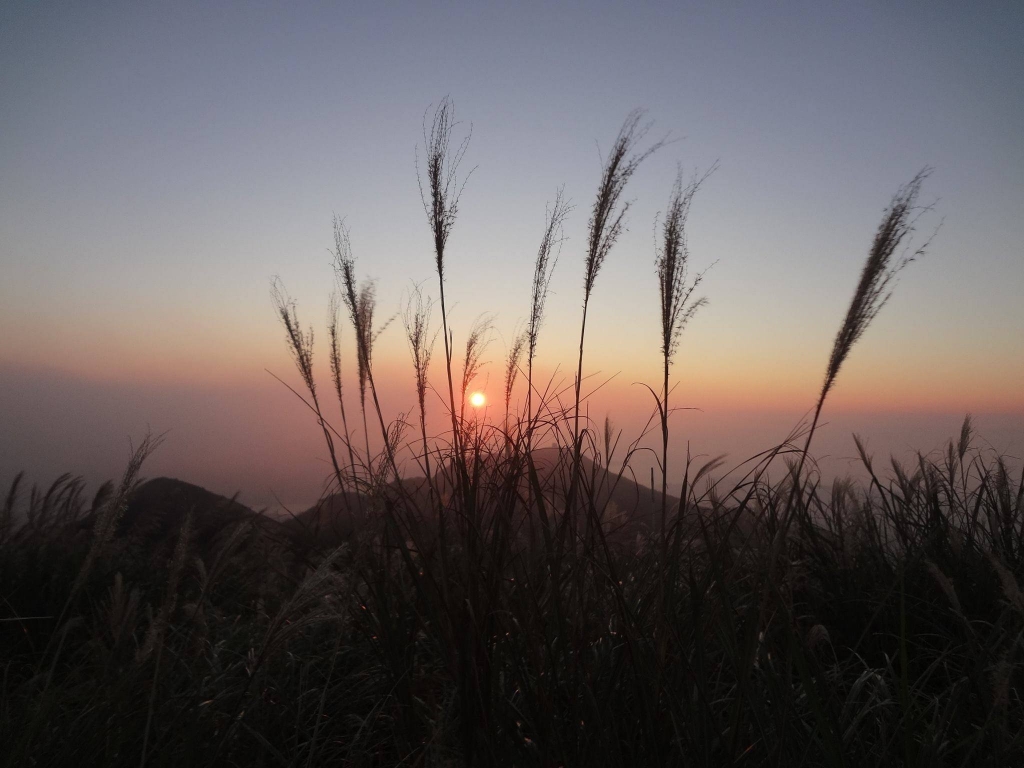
[569,110,664,517]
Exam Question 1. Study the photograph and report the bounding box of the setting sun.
[469,391,486,408]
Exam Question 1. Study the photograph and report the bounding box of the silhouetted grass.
[5,108,1020,768]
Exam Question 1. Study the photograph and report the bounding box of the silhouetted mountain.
[286,488,372,547]
[288,446,694,546]
[529,445,675,530]
[116,477,269,551]
[107,455,753,554]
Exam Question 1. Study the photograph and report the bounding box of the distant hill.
[285,487,371,547]
[288,445,695,546]
[530,445,676,532]
[115,477,272,552]
[106,448,755,553]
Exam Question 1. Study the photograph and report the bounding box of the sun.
[469,391,486,408]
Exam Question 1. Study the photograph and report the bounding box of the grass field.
[3,105,1021,767]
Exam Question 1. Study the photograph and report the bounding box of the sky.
[2,1,1022,510]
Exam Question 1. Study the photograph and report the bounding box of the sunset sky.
[2,2,1022,509]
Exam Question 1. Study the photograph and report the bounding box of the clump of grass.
[271,278,347,495]
[7,419,1021,766]
[66,433,162,606]
[331,218,397,480]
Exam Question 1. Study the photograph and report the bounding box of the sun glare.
[469,391,486,408]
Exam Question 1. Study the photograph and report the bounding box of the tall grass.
[418,97,473,500]
[569,110,664,519]
[402,283,438,504]
[653,164,714,539]
[4,107,1020,767]
[526,189,571,452]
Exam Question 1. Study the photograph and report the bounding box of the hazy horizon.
[2,2,1022,510]
[3,358,1021,512]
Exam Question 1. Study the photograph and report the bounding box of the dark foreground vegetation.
[3,426,1023,767]
[4,103,1021,766]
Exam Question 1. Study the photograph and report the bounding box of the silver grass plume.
[822,169,934,400]
[460,314,493,418]
[654,164,714,536]
[571,111,665,510]
[418,96,473,286]
[403,284,437,424]
[656,165,715,366]
[528,189,571,366]
[504,327,527,419]
[582,109,665,303]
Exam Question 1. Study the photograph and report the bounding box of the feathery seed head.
[823,169,934,398]
[584,109,665,301]
[655,165,715,363]
[418,97,473,283]
[403,284,437,414]
[529,190,572,363]
[461,314,494,404]
[271,277,316,394]
[504,328,527,413]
